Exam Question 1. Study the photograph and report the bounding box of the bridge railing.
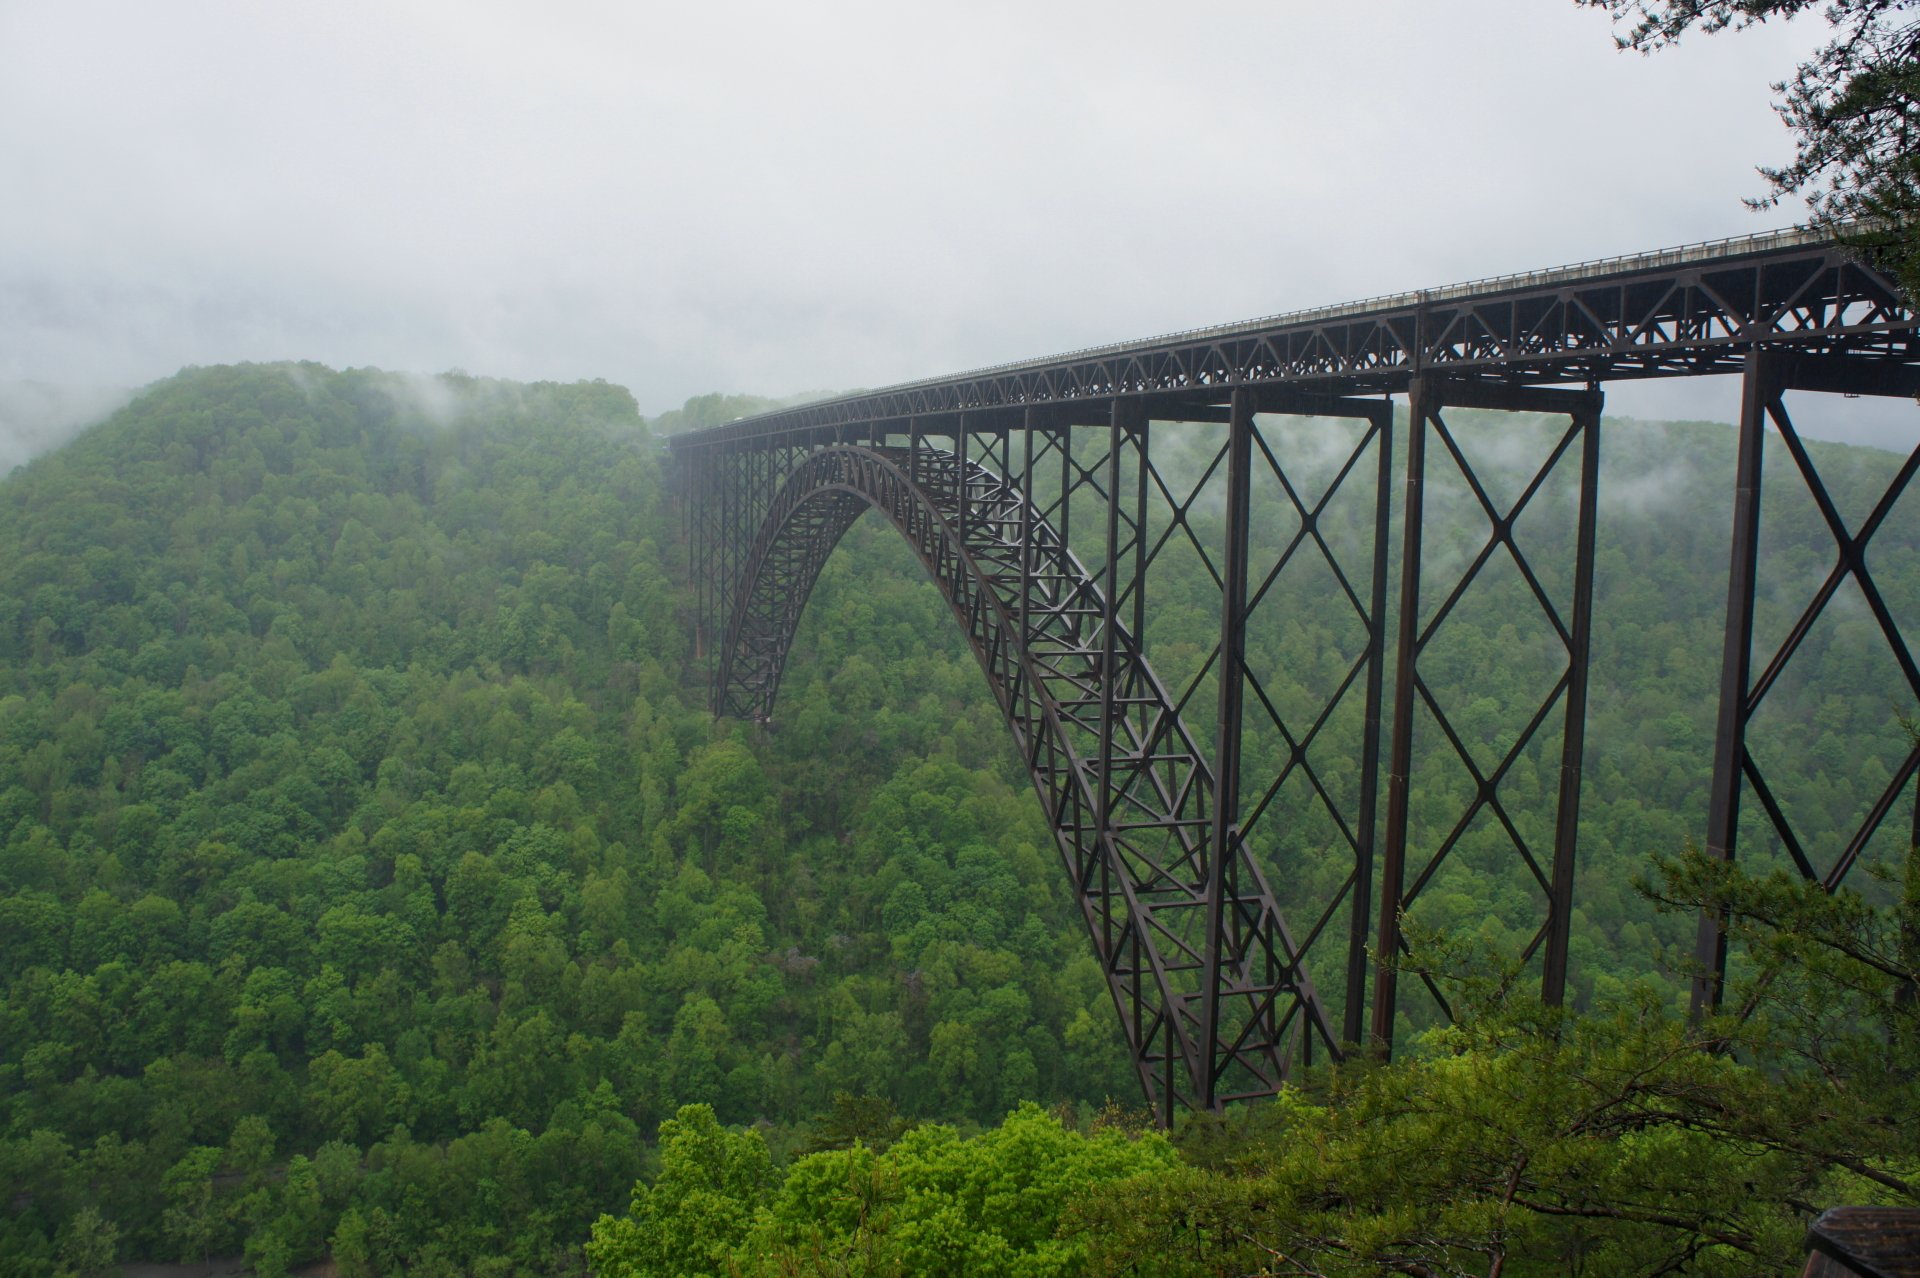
[673,222,1910,451]
[888,224,1835,394]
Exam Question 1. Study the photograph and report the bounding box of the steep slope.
[0,364,1135,1276]
[2,364,1913,1274]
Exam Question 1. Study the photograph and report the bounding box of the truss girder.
[673,237,1914,455]
[1370,380,1605,1045]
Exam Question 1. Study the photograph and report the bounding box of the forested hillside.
[0,364,1140,1275]
[0,363,1913,1276]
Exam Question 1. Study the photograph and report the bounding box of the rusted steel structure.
[670,227,1920,1120]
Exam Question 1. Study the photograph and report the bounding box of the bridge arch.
[715,442,1334,1115]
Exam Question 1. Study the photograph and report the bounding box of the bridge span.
[670,228,1920,1121]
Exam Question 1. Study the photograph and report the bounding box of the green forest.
[0,364,1913,1277]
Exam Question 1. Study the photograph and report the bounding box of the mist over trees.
[0,381,134,478]
[0,363,1913,1275]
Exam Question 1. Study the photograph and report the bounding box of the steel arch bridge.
[671,227,1920,1121]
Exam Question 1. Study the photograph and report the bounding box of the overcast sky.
[4,0,1902,442]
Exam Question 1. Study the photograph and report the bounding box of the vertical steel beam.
[1019,411,1035,689]
[1373,377,1431,1053]
[1541,396,1603,1006]
[1131,418,1151,650]
[705,449,717,678]
[956,412,971,546]
[1059,421,1072,554]
[712,446,723,674]
[1694,350,1775,1016]
[688,449,704,667]
[683,449,695,646]
[1202,387,1254,1110]
[1096,401,1123,906]
[1098,395,1136,1105]
[1907,774,1920,1020]
[1346,401,1395,1046]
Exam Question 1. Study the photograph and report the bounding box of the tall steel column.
[1250,393,1398,1051]
[1201,388,1254,1109]
[1541,394,1602,1006]
[1352,399,1395,1045]
[956,412,971,546]
[1197,391,1396,1051]
[1374,379,1604,1050]
[1694,352,1920,1015]
[1694,351,1774,1015]
[1374,377,1431,1050]
[1018,412,1038,701]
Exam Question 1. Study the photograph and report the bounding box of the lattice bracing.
[714,441,1336,1115]
[674,229,1920,1110]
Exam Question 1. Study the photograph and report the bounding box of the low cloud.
[0,380,134,474]
[0,4,1831,418]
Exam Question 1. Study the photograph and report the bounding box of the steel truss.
[1374,380,1603,1042]
[680,231,1913,452]
[673,230,1920,1110]
[710,434,1335,1116]
[1693,352,1920,1012]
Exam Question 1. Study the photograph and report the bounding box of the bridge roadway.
[678,225,1917,445]
[671,228,1920,1121]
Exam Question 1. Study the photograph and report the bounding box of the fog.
[0,380,134,476]
[6,1,1905,457]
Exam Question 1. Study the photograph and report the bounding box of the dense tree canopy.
[1,363,1914,1273]
[0,365,1144,1274]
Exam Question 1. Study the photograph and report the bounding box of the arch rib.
[718,443,1339,1113]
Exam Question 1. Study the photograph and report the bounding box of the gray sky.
[3,0,1897,440]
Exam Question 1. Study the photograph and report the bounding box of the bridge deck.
[671,226,1917,451]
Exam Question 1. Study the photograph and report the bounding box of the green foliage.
[1068,844,1920,1277]
[2,362,1914,1273]
[159,1146,223,1264]
[0,364,1138,1272]
[586,1103,772,1277]
[52,1205,118,1278]
[588,1102,1176,1277]
[0,365,680,1271]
